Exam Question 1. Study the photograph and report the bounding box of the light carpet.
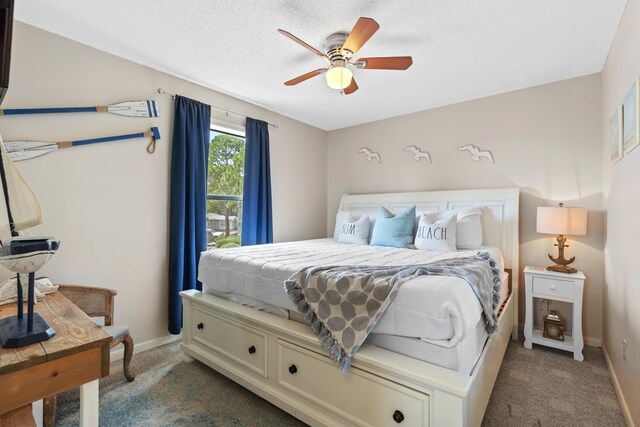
[481,338,625,426]
[55,338,625,426]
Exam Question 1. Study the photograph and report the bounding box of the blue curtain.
[168,96,211,334]
[241,117,273,245]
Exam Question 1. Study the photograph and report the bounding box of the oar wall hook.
[0,100,159,118]
[147,127,160,153]
[4,127,161,162]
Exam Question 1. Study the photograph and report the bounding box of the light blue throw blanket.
[285,252,501,371]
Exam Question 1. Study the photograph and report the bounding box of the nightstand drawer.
[532,277,574,299]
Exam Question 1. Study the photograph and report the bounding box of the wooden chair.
[42,285,134,427]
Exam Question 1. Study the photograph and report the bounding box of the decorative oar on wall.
[5,127,160,162]
[0,100,159,118]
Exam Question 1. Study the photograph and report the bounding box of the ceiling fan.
[278,17,413,95]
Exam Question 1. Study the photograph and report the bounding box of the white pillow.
[420,207,482,249]
[334,210,377,241]
[337,213,371,245]
[415,214,457,252]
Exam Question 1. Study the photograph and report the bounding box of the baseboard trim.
[584,336,601,347]
[110,333,182,362]
[603,343,636,427]
[517,323,601,347]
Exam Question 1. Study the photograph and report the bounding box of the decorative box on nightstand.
[523,266,585,361]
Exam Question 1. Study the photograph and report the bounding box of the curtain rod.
[157,88,278,129]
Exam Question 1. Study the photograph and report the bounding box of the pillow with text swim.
[334,210,378,241]
[369,205,416,248]
[414,214,458,252]
[337,213,371,245]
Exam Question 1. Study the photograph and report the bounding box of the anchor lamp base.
[0,313,56,348]
[546,234,578,274]
[546,264,578,274]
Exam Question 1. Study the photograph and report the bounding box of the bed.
[199,239,510,374]
[180,188,519,427]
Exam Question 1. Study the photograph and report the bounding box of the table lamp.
[536,203,587,274]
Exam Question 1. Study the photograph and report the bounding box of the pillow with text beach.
[415,213,457,252]
[421,207,482,249]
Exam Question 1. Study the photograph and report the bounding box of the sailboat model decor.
[0,132,59,347]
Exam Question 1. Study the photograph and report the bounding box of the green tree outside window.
[207,132,244,245]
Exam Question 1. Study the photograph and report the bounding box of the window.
[207,127,245,249]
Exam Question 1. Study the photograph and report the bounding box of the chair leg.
[123,333,135,382]
[43,395,56,427]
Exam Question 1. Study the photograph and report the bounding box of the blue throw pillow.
[369,205,416,248]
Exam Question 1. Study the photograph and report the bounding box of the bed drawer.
[276,339,430,427]
[192,306,267,377]
[532,276,574,299]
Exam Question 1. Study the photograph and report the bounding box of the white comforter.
[198,238,505,347]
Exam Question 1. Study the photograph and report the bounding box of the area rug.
[55,352,304,426]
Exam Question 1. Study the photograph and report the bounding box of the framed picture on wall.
[610,105,623,164]
[623,78,640,154]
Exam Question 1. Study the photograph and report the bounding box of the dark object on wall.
[0,0,13,106]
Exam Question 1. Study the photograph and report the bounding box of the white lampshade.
[537,206,587,236]
[325,66,353,90]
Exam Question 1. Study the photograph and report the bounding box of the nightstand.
[523,266,585,361]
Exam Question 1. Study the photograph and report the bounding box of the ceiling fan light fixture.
[279,17,411,95]
[325,65,353,90]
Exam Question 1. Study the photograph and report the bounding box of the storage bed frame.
[181,188,519,427]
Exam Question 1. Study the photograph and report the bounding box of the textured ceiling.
[15,1,627,131]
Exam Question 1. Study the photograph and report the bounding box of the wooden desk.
[0,292,111,426]
[0,405,36,427]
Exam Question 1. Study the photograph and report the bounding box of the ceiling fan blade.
[355,56,413,70]
[343,77,359,95]
[342,17,380,56]
[284,68,327,86]
[277,29,329,60]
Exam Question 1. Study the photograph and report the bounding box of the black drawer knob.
[248,345,256,354]
[393,410,404,423]
[197,322,204,330]
[288,364,298,374]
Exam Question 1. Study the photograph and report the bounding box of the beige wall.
[327,74,604,344]
[0,23,327,344]
[601,0,640,424]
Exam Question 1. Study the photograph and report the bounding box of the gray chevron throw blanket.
[284,252,501,372]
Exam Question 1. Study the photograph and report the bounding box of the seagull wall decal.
[404,145,431,163]
[458,144,495,163]
[358,147,381,163]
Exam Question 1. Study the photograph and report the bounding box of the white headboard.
[338,187,519,268]
[339,187,520,336]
